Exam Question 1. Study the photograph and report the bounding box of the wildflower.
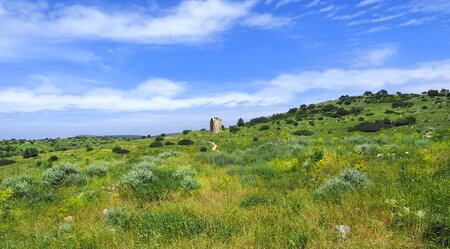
[416,210,425,219]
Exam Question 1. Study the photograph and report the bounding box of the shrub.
[105,207,130,227]
[149,141,164,148]
[0,159,16,166]
[86,163,107,177]
[253,137,259,142]
[392,101,413,108]
[200,147,208,152]
[1,175,36,198]
[229,126,240,133]
[178,139,194,145]
[86,146,94,152]
[165,141,175,146]
[286,231,308,249]
[315,168,370,203]
[349,119,392,132]
[158,151,179,159]
[259,125,270,131]
[182,130,191,135]
[424,214,449,247]
[155,136,164,142]
[393,116,416,126]
[173,167,200,191]
[112,146,129,154]
[293,130,314,136]
[48,155,59,162]
[314,178,353,203]
[339,168,370,189]
[23,148,39,158]
[42,163,85,186]
[427,89,439,97]
[121,166,157,193]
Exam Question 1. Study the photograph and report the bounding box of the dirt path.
[207,141,218,151]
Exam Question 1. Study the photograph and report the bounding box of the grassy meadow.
[0,91,449,248]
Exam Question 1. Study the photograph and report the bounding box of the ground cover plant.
[0,91,449,248]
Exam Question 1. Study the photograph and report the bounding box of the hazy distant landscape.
[1,0,450,248]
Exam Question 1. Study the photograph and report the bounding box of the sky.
[0,0,449,139]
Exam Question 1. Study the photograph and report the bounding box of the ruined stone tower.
[210,117,223,133]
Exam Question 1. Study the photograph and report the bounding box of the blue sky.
[0,0,449,139]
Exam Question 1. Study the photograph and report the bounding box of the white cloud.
[306,0,321,8]
[132,78,186,97]
[351,46,398,67]
[2,60,450,113]
[356,0,383,8]
[275,0,301,8]
[409,0,450,14]
[267,60,450,93]
[242,13,292,29]
[0,0,290,45]
[398,17,435,27]
[319,5,335,13]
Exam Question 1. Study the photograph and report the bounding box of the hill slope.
[0,91,449,248]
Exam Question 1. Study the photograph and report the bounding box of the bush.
[165,141,174,146]
[393,116,416,126]
[149,141,164,148]
[286,231,308,249]
[1,175,36,198]
[105,207,130,227]
[112,146,129,154]
[182,130,191,135]
[349,119,392,132]
[48,155,59,162]
[424,215,449,247]
[315,168,370,203]
[259,125,270,131]
[42,163,85,186]
[86,163,107,177]
[253,137,259,142]
[155,136,164,141]
[293,130,314,136]
[121,166,158,194]
[158,151,179,159]
[200,147,208,152]
[178,139,194,145]
[173,167,200,191]
[229,126,240,133]
[0,159,16,166]
[339,168,370,189]
[23,148,39,158]
[314,178,353,203]
[392,101,413,108]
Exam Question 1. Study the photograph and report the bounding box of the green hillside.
[1,90,449,248]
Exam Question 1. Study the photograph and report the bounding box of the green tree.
[237,118,245,127]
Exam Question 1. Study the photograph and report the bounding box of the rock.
[376,153,384,158]
[64,216,74,222]
[335,225,351,238]
[103,208,109,216]
[210,117,223,133]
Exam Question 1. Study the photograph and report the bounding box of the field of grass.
[1,91,449,248]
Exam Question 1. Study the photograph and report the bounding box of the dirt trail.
[207,141,218,151]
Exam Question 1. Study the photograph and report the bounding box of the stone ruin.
[210,117,223,133]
